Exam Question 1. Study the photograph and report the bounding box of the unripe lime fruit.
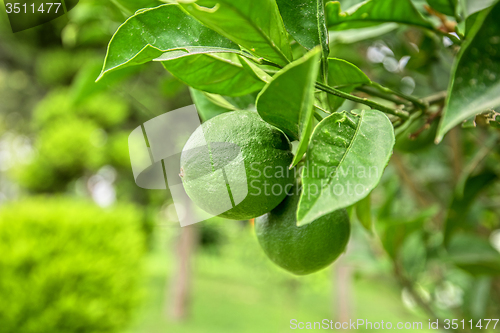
[255,187,350,275]
[180,111,294,220]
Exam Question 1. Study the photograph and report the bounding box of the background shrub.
[0,197,145,333]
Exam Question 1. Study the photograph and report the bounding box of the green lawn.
[125,222,434,333]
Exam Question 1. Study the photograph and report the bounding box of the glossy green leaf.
[190,88,235,122]
[328,23,398,44]
[256,48,321,167]
[448,234,500,276]
[276,0,329,57]
[154,46,248,62]
[161,53,265,96]
[328,58,371,87]
[327,58,371,111]
[464,10,481,35]
[426,0,457,16]
[460,0,497,17]
[238,56,273,83]
[297,109,395,226]
[179,0,292,66]
[98,4,238,81]
[355,193,373,233]
[112,0,163,14]
[437,2,500,142]
[326,0,433,31]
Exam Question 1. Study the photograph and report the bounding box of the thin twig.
[409,110,442,139]
[423,91,448,106]
[370,81,428,111]
[315,82,410,120]
[357,86,411,107]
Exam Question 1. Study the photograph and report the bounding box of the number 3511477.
[444,319,499,330]
[5,3,62,14]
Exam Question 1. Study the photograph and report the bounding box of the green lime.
[180,110,294,220]
[255,186,350,275]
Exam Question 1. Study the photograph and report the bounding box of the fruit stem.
[315,82,410,120]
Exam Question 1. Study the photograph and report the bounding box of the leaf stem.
[315,82,410,120]
[370,82,428,111]
[356,86,411,107]
[423,90,447,106]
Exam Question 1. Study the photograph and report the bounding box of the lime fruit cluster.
[180,110,294,220]
[255,186,351,275]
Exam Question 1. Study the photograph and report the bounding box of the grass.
[125,221,434,333]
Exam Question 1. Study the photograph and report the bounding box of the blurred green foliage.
[0,197,145,333]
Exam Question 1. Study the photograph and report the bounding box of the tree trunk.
[167,225,198,321]
[334,258,352,328]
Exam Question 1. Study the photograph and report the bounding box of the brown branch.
[424,5,457,33]
[410,110,442,140]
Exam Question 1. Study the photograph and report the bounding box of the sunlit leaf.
[161,53,265,96]
[460,0,497,17]
[328,23,398,44]
[426,0,457,16]
[179,0,292,66]
[326,0,433,31]
[276,0,329,58]
[98,4,238,80]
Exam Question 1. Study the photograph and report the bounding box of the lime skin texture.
[180,110,294,220]
[255,187,351,275]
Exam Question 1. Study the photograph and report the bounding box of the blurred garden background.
[0,1,499,332]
